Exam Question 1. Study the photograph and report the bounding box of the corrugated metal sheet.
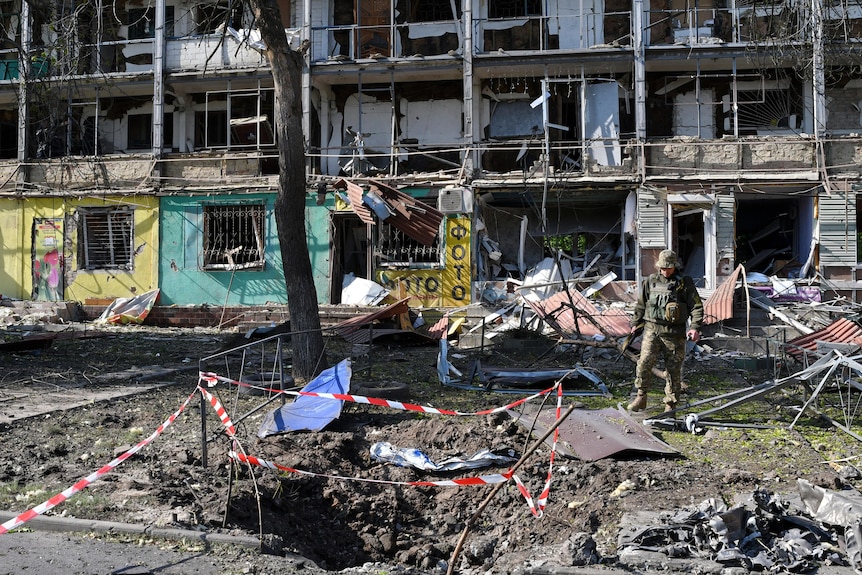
[333,178,443,246]
[703,264,744,325]
[335,178,375,224]
[525,290,632,338]
[819,187,855,267]
[637,186,666,248]
[715,193,735,261]
[784,317,862,358]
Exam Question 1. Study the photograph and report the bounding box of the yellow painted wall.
[0,199,25,298]
[376,217,472,308]
[21,196,159,302]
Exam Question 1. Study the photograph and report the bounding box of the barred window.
[203,204,266,270]
[79,208,134,270]
[376,220,442,266]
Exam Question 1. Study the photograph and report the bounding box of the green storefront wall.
[158,194,332,306]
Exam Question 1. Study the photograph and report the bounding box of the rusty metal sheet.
[784,317,862,359]
[332,178,443,246]
[333,298,411,337]
[333,178,375,224]
[703,264,743,325]
[524,290,631,338]
[508,406,678,461]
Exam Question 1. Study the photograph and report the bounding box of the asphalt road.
[0,530,228,575]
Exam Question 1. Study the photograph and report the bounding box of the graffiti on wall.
[32,218,64,301]
[378,217,471,308]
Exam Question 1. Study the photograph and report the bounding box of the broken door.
[584,81,621,166]
[330,212,370,304]
[668,193,716,288]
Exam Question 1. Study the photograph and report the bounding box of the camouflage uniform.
[631,257,703,410]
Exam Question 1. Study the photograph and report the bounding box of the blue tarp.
[257,359,352,438]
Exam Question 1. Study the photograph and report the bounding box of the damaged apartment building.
[0,0,861,311]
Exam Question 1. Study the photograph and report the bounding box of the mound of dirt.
[0,325,859,574]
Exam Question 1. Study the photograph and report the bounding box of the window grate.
[203,204,266,270]
[376,222,441,265]
[80,209,134,270]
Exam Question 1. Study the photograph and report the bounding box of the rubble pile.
[618,479,862,573]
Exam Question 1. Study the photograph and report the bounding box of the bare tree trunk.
[247,0,326,380]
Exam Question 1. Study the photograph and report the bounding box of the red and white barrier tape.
[0,388,198,535]
[510,383,564,518]
[198,371,557,416]
[1,369,566,536]
[229,451,512,487]
[197,386,237,437]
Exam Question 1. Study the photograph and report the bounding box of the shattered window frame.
[404,0,462,22]
[489,0,543,18]
[202,203,266,271]
[78,207,134,271]
[127,6,175,40]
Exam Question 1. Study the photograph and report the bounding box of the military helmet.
[656,249,679,269]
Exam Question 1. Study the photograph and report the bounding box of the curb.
[0,511,261,549]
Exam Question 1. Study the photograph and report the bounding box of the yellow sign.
[378,217,471,308]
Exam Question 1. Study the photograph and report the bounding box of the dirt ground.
[0,322,860,574]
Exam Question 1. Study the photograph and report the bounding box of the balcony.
[644,137,818,179]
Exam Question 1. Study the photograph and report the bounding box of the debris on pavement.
[617,480,861,573]
[370,442,517,471]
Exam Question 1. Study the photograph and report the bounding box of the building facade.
[0,0,858,309]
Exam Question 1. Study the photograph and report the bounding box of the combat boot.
[628,391,647,412]
[664,402,676,413]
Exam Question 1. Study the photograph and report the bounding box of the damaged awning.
[332,178,444,246]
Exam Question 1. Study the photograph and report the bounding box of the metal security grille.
[80,209,134,270]
[203,204,266,270]
[376,221,441,265]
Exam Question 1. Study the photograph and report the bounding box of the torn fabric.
[258,359,351,437]
[93,289,160,325]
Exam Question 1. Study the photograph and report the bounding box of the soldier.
[628,249,704,413]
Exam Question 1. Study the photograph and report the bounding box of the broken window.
[375,218,442,267]
[194,1,245,34]
[193,90,275,151]
[78,208,134,270]
[489,0,542,18]
[202,204,266,270]
[128,6,174,40]
[127,114,151,149]
[402,0,461,21]
[127,113,173,150]
[722,77,802,135]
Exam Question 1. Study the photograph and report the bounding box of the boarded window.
[79,208,134,270]
[202,204,266,270]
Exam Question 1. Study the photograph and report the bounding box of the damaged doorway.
[736,194,815,278]
[667,194,715,288]
[330,212,370,303]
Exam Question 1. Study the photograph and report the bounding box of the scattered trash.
[93,289,160,325]
[610,479,636,498]
[618,481,860,572]
[370,442,517,471]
